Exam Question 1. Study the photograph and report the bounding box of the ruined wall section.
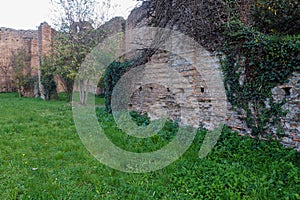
[124,2,300,151]
[0,27,38,92]
[128,51,216,129]
[272,73,300,149]
[125,6,221,129]
[0,22,57,94]
[38,22,56,58]
[100,17,126,35]
[37,22,63,94]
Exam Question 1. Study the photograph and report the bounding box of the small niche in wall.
[201,87,205,93]
[281,85,293,96]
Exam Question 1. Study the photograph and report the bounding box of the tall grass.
[0,93,299,199]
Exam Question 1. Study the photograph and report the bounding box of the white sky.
[0,0,140,30]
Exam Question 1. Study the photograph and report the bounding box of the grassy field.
[0,93,299,199]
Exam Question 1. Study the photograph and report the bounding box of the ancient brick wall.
[0,18,128,95]
[127,51,218,129]
[0,27,38,92]
[38,22,56,57]
[123,2,300,151]
[0,22,57,94]
[37,22,63,95]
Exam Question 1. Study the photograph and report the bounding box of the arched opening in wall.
[129,83,181,121]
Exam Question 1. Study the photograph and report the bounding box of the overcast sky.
[0,0,139,30]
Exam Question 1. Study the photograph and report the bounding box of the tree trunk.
[79,79,88,105]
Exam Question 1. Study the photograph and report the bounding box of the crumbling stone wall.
[0,22,56,95]
[124,2,300,151]
[127,51,216,129]
[38,22,56,58]
[0,27,38,92]
[0,18,127,96]
[226,72,300,150]
[100,17,126,35]
[37,22,63,97]
[125,2,226,130]
[272,73,300,149]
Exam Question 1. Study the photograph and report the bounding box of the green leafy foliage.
[104,60,135,112]
[11,48,37,97]
[51,0,111,102]
[96,107,177,152]
[129,110,151,126]
[0,93,299,199]
[221,20,300,136]
[40,56,58,100]
[130,110,179,141]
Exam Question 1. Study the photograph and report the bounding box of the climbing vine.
[221,20,300,136]
[104,60,135,112]
[103,0,300,138]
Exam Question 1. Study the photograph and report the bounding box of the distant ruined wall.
[0,22,56,95]
[38,22,56,58]
[0,27,38,92]
[37,22,64,96]
[0,18,127,96]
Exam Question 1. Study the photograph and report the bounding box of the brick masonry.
[0,22,55,95]
[0,6,298,151]
[124,5,300,151]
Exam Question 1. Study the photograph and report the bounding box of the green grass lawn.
[0,93,299,199]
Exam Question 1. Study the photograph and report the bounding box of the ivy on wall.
[102,0,299,138]
[104,60,135,112]
[221,20,300,136]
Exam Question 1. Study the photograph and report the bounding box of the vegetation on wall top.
[134,0,300,137]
